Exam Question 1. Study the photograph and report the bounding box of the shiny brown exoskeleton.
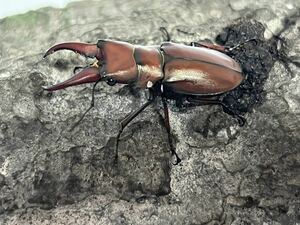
[43,39,252,164]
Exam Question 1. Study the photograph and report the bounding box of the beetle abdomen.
[163,59,243,95]
[161,42,243,95]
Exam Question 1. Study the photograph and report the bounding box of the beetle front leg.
[69,79,102,131]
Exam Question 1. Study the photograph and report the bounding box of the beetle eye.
[106,78,116,86]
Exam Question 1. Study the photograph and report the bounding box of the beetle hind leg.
[221,104,246,126]
[191,38,257,54]
[187,97,246,126]
[190,42,227,53]
[225,38,257,53]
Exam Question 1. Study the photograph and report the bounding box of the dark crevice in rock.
[216,20,277,117]
[170,18,298,138]
[184,17,299,138]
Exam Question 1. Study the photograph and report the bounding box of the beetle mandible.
[43,37,254,164]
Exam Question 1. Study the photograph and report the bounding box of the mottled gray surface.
[0,0,299,224]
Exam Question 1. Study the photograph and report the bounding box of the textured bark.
[0,0,299,224]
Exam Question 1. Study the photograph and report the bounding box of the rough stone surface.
[0,0,299,224]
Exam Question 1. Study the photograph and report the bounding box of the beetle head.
[43,40,137,91]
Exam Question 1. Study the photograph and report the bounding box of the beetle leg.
[69,79,102,131]
[115,89,156,163]
[161,96,181,165]
[43,42,105,129]
[159,27,171,42]
[225,38,257,53]
[190,42,227,53]
[191,38,257,54]
[187,97,246,126]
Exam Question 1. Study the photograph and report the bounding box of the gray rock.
[0,0,299,224]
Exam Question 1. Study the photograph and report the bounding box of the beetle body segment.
[97,40,137,84]
[96,40,164,88]
[160,42,243,95]
[96,40,243,95]
[44,39,243,96]
[134,46,164,88]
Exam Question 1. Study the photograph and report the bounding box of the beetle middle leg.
[161,96,181,165]
[115,89,155,163]
[186,97,246,126]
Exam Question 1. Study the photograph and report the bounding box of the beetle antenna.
[69,79,101,131]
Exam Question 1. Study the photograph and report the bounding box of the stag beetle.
[43,37,255,165]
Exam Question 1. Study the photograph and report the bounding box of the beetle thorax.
[134,46,164,88]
